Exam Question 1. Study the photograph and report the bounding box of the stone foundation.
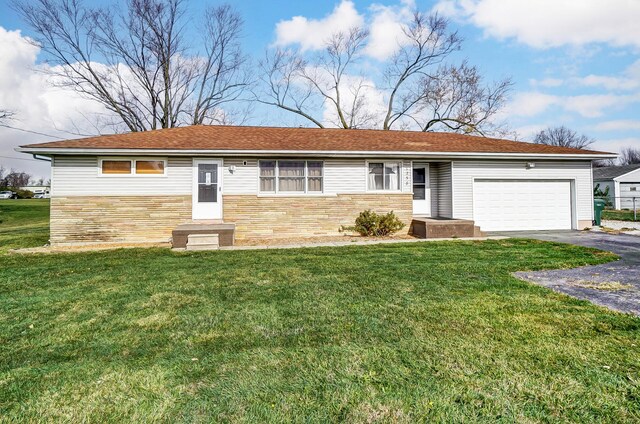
[50,195,192,245]
[223,193,413,240]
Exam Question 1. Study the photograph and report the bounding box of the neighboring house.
[17,125,614,246]
[593,164,640,210]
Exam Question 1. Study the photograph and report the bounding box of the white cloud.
[364,0,414,60]
[573,59,640,91]
[507,92,559,117]
[593,120,640,132]
[513,124,547,140]
[0,27,110,178]
[593,137,640,155]
[435,0,640,49]
[563,93,640,118]
[529,78,563,88]
[274,0,418,61]
[507,91,640,119]
[274,1,364,51]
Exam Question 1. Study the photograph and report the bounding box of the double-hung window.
[259,160,323,193]
[100,158,166,176]
[368,162,400,191]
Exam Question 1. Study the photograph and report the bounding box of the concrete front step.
[186,233,219,251]
[186,244,220,251]
[172,223,235,248]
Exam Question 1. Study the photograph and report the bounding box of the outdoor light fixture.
[526,162,536,169]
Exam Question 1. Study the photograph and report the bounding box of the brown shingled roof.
[20,125,612,155]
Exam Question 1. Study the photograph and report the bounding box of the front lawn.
[0,199,49,253]
[1,202,638,422]
[603,209,638,222]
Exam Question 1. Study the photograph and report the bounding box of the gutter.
[14,147,617,161]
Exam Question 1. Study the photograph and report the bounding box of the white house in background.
[593,165,640,210]
[16,125,615,247]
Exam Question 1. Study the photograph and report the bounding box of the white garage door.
[473,180,573,231]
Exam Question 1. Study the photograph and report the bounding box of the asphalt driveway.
[495,230,640,316]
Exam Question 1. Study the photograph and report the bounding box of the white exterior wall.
[51,156,192,196]
[451,160,594,222]
[436,162,453,218]
[619,183,640,209]
[52,156,412,197]
[223,158,411,194]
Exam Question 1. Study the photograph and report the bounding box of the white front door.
[473,179,573,231]
[412,163,431,216]
[192,159,223,220]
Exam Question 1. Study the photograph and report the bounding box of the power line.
[0,154,43,162]
[0,123,65,139]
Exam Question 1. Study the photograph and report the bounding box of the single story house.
[593,164,640,210]
[17,125,614,246]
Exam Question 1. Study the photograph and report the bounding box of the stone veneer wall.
[50,195,192,245]
[223,193,413,240]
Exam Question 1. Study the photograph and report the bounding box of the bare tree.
[4,170,31,188]
[14,0,250,132]
[593,158,616,168]
[534,126,595,149]
[258,12,511,134]
[258,28,371,129]
[0,165,6,189]
[619,147,640,165]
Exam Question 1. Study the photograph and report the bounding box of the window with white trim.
[368,162,400,191]
[259,160,323,193]
[100,158,167,176]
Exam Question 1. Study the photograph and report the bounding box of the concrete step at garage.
[411,217,479,239]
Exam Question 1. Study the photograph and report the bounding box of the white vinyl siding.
[452,160,593,222]
[436,162,453,218]
[223,158,409,195]
[324,159,367,194]
[52,156,410,197]
[620,183,640,209]
[51,156,191,196]
[223,158,259,194]
[429,165,439,217]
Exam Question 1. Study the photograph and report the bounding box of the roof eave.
[613,167,640,181]
[15,147,617,160]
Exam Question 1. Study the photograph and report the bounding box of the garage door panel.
[473,180,572,231]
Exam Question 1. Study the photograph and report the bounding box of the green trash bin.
[593,199,606,226]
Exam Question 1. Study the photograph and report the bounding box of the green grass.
[0,199,50,253]
[602,209,639,222]
[1,202,639,422]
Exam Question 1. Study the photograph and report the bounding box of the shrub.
[12,189,34,199]
[353,210,405,237]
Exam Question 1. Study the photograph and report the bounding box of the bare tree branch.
[619,147,640,165]
[13,0,250,132]
[534,126,595,150]
[257,10,511,135]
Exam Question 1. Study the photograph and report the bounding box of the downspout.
[32,154,51,162]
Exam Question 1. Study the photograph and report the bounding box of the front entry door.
[192,159,222,220]
[412,163,431,216]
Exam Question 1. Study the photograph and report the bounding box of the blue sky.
[1,0,639,177]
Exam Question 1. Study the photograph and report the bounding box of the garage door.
[473,180,572,231]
